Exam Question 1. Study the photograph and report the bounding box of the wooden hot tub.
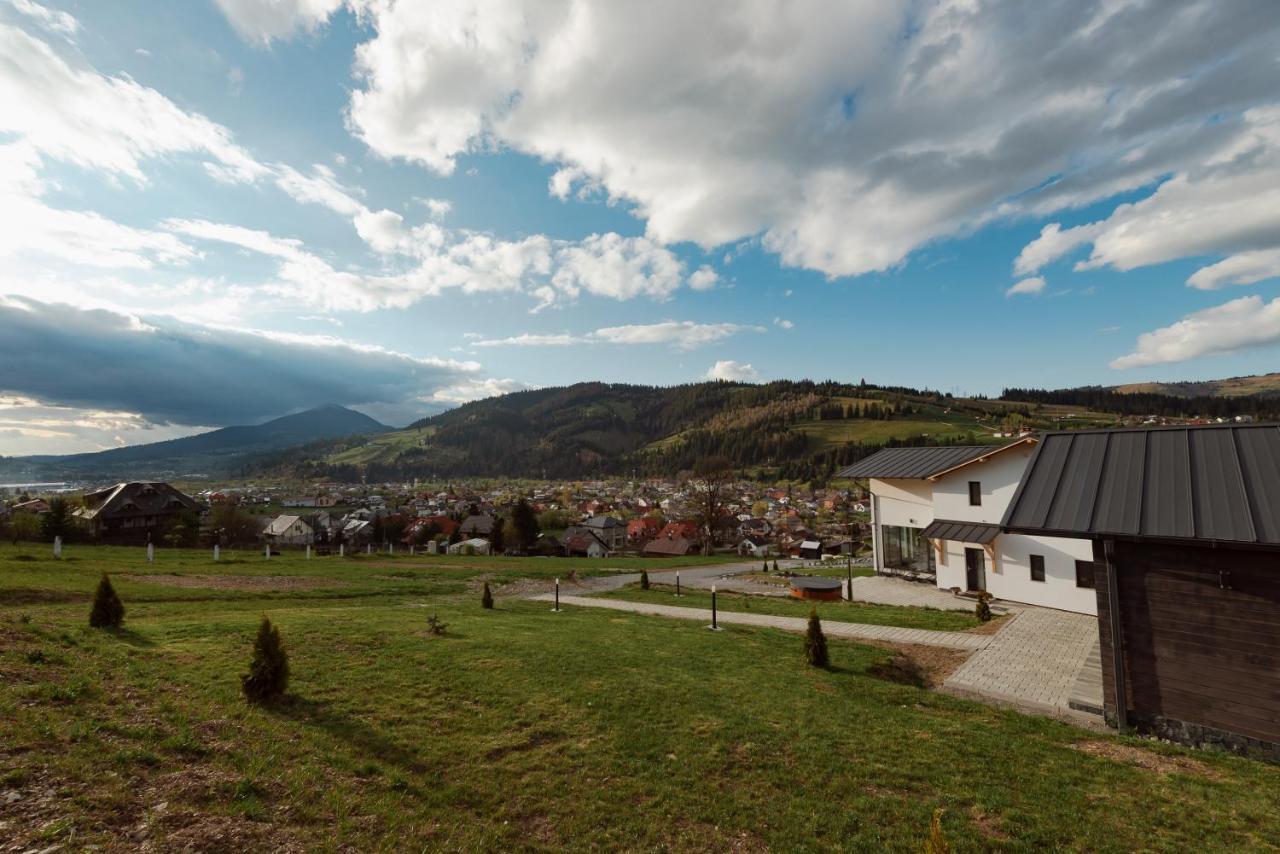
[789,577,843,601]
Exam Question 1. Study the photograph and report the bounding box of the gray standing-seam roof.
[834,445,995,479]
[921,519,1001,545]
[1002,424,1280,546]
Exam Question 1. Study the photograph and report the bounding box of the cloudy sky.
[2,0,1279,454]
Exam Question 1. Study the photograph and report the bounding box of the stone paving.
[943,606,1101,719]
[530,593,991,650]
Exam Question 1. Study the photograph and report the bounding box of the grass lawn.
[3,544,1280,850]
[595,583,983,631]
[0,544,742,607]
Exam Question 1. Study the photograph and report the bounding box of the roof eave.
[926,436,1039,481]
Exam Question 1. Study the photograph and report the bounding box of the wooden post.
[1103,539,1128,733]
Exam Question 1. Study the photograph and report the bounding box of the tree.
[481,582,494,609]
[89,574,125,628]
[975,592,993,623]
[511,499,540,553]
[690,455,734,556]
[488,515,505,554]
[242,616,289,703]
[42,498,70,543]
[9,512,40,544]
[804,608,829,668]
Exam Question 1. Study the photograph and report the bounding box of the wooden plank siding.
[1095,539,1280,750]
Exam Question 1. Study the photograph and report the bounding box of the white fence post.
[214,544,220,561]
[53,536,61,559]
[147,543,154,563]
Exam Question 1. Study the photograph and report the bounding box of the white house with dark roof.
[836,439,1097,614]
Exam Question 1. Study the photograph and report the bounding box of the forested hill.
[261,380,1028,484]
[1001,385,1280,421]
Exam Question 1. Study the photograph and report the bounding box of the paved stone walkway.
[530,593,991,650]
[943,606,1100,718]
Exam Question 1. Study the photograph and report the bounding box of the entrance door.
[965,547,986,592]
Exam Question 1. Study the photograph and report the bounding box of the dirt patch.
[121,574,343,592]
[967,614,1011,635]
[969,805,1011,842]
[863,641,971,687]
[1072,739,1222,779]
[0,588,89,605]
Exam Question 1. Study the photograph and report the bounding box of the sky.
[2,0,1280,454]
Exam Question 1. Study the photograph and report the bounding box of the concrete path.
[943,606,1100,719]
[530,593,991,651]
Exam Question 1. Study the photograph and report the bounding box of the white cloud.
[773,317,794,329]
[1111,295,1280,369]
[549,233,684,305]
[0,24,266,184]
[706,360,759,382]
[472,321,762,350]
[418,197,453,220]
[688,265,719,291]
[1186,248,1280,291]
[432,377,531,404]
[591,321,763,350]
[343,0,1280,282]
[1015,107,1280,288]
[1005,276,1046,297]
[212,0,342,45]
[9,0,78,38]
[471,333,580,348]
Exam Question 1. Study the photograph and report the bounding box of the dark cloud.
[0,297,480,426]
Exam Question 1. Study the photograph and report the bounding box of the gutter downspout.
[1103,538,1128,733]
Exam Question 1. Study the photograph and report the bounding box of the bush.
[804,608,829,668]
[425,614,448,636]
[88,574,124,629]
[762,560,769,573]
[868,652,928,688]
[481,582,494,609]
[925,808,950,853]
[975,591,993,623]
[241,616,289,704]
[640,569,650,590]
[772,560,779,572]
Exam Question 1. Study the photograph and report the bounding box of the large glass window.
[1075,559,1096,589]
[880,525,935,573]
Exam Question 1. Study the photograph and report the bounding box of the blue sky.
[2,0,1280,453]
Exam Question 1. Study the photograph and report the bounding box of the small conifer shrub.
[426,614,448,636]
[762,560,769,573]
[241,616,289,704]
[640,569,650,590]
[89,574,125,629]
[804,607,829,668]
[975,592,993,623]
[772,560,779,572]
[481,582,494,609]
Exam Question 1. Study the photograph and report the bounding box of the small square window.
[968,481,981,506]
[1075,560,1096,589]
[1030,554,1046,582]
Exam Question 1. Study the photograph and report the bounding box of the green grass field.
[3,544,1279,850]
[597,583,984,631]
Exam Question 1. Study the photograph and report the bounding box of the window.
[968,481,982,506]
[1075,560,1096,589]
[1030,554,1046,582]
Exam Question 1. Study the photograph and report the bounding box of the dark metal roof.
[921,519,1001,544]
[834,445,994,479]
[1002,424,1280,546]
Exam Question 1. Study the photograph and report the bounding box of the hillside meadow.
[2,544,1279,851]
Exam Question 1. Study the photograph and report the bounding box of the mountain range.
[8,372,1280,484]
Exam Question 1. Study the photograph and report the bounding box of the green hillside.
[257,381,1050,483]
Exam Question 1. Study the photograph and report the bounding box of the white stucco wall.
[932,444,1033,523]
[869,478,934,527]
